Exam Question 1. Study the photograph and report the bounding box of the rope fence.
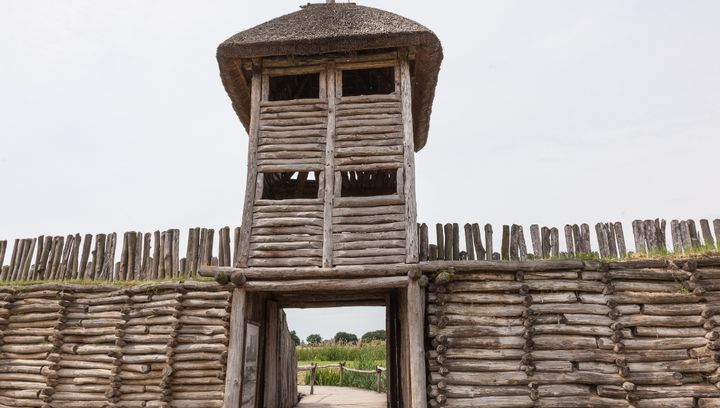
[298,362,386,394]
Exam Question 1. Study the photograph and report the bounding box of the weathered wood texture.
[420,218,720,263]
[0,281,238,408]
[2,218,719,282]
[426,259,720,407]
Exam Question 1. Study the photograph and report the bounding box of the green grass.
[543,247,720,263]
[297,342,387,392]
[297,341,386,362]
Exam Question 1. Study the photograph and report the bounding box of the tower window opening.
[262,171,319,200]
[268,73,320,101]
[340,169,398,197]
[342,67,395,97]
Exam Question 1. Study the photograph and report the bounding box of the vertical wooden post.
[435,224,444,261]
[322,62,336,268]
[141,232,151,278]
[501,225,510,260]
[171,229,179,276]
[339,362,345,386]
[606,223,618,258]
[376,366,381,393]
[310,363,317,395]
[471,223,485,260]
[238,63,263,268]
[264,301,280,407]
[443,223,452,261]
[580,224,591,254]
[614,222,627,257]
[224,288,247,408]
[407,278,427,407]
[484,224,493,261]
[452,223,460,261]
[517,225,528,261]
[419,224,429,262]
[0,241,6,280]
[562,225,573,257]
[529,224,541,258]
[400,56,418,263]
[79,234,92,280]
[233,226,241,267]
[700,219,715,248]
[509,225,519,261]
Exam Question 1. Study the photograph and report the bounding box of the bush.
[361,330,386,342]
[306,334,322,344]
[290,331,300,346]
[334,331,358,343]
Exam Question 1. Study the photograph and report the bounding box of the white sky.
[285,306,385,341]
[1,1,719,336]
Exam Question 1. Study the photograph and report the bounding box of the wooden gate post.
[224,288,247,408]
[407,279,427,407]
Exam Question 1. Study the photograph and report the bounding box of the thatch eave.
[216,3,443,151]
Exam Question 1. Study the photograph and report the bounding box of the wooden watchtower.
[217,1,442,271]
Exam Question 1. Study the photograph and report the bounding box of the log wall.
[0,282,237,407]
[426,259,720,407]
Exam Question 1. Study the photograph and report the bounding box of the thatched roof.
[217,2,443,151]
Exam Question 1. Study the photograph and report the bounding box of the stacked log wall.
[0,281,236,408]
[426,259,720,407]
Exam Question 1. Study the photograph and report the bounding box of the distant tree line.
[296,329,386,346]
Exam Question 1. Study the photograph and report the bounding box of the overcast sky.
[1,1,719,338]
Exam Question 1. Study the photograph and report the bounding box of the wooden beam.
[400,56,418,264]
[263,300,280,407]
[224,288,246,408]
[243,276,410,292]
[407,279,427,407]
[238,62,263,267]
[322,63,336,268]
[281,299,386,308]
[199,264,415,280]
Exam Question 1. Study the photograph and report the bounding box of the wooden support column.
[407,278,427,407]
[238,61,263,268]
[224,288,247,408]
[322,63,337,268]
[263,300,280,408]
[400,55,419,263]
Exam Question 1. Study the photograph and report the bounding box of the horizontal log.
[243,276,409,292]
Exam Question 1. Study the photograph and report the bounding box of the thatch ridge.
[217,2,443,151]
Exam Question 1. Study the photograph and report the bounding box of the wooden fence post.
[375,366,381,393]
[310,363,317,395]
[339,362,345,386]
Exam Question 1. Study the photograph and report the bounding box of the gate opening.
[229,288,415,408]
